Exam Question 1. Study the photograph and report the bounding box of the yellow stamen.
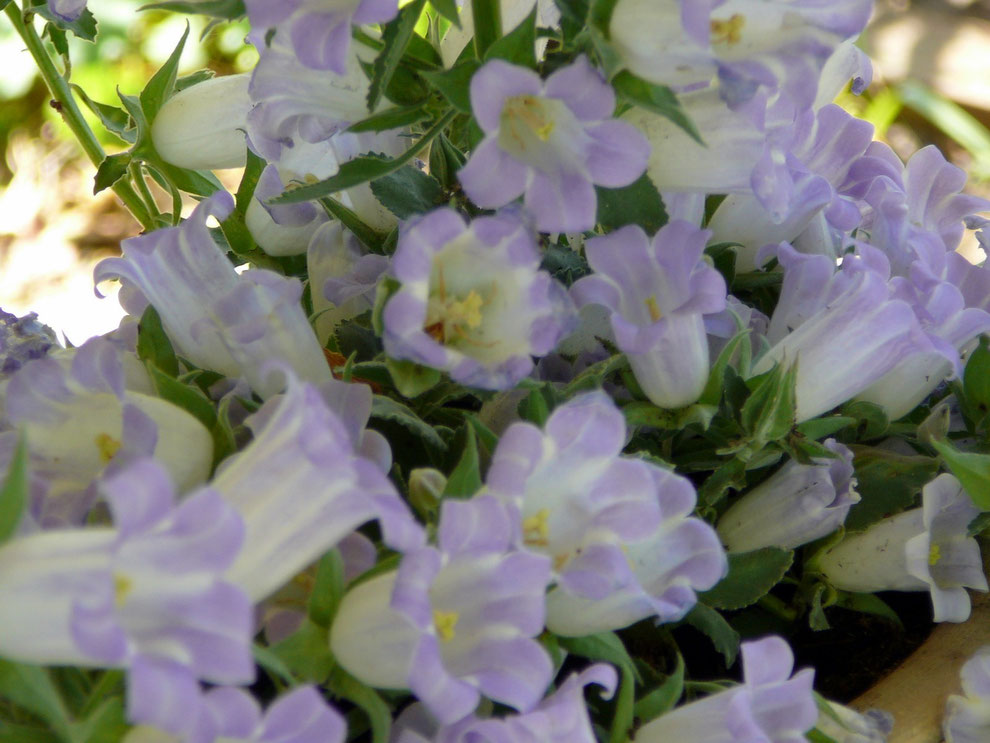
[553,553,571,572]
[929,543,942,566]
[447,290,484,330]
[522,508,551,547]
[96,433,122,465]
[114,574,133,607]
[711,14,745,45]
[645,295,663,323]
[433,609,459,641]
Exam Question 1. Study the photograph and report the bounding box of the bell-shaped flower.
[47,0,86,21]
[151,74,252,171]
[382,208,575,390]
[814,700,893,743]
[486,391,665,592]
[458,56,650,233]
[717,439,859,552]
[245,0,397,75]
[94,192,330,399]
[815,473,988,622]
[0,459,254,733]
[752,266,939,423]
[634,636,817,743]
[2,337,212,526]
[246,34,379,163]
[330,496,553,724]
[944,647,990,743]
[212,374,422,602]
[124,685,346,743]
[571,221,727,409]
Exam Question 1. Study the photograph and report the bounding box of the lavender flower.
[571,220,727,409]
[0,309,57,378]
[458,56,650,233]
[47,0,86,21]
[330,496,552,724]
[94,192,330,399]
[717,439,859,552]
[383,208,575,390]
[634,636,817,743]
[945,647,990,743]
[816,701,893,743]
[815,473,988,622]
[0,459,254,733]
[3,337,212,526]
[212,374,423,602]
[245,0,397,75]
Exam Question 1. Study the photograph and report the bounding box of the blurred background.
[1,0,989,343]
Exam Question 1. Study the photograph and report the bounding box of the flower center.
[929,543,942,566]
[114,574,134,607]
[522,508,551,547]
[645,295,663,323]
[711,14,745,46]
[433,609,459,641]
[96,433,122,465]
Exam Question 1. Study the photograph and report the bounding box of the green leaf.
[564,353,628,395]
[140,23,189,121]
[70,698,127,743]
[385,357,443,399]
[699,328,748,407]
[31,3,97,40]
[146,158,222,198]
[0,661,73,742]
[633,652,684,723]
[741,361,797,445]
[328,667,392,743]
[611,70,702,144]
[139,0,246,18]
[485,4,536,67]
[963,336,990,426]
[146,365,217,430]
[518,386,552,426]
[421,60,480,114]
[833,591,903,628]
[348,103,432,134]
[252,644,297,686]
[609,671,635,743]
[93,153,131,196]
[559,632,640,682]
[844,446,939,531]
[443,424,482,497]
[430,0,461,26]
[589,0,619,34]
[596,171,668,233]
[700,547,793,610]
[319,197,388,254]
[838,400,889,440]
[71,86,135,144]
[931,440,990,510]
[796,415,856,441]
[680,603,740,665]
[370,395,447,451]
[175,69,216,92]
[370,166,443,219]
[471,0,502,56]
[428,133,467,190]
[271,111,456,204]
[0,434,28,546]
[368,0,428,111]
[541,242,591,285]
[553,0,589,41]
[308,549,346,628]
[270,619,334,683]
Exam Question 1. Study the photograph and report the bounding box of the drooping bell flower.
[47,0,86,21]
[458,56,650,233]
[633,636,817,743]
[571,220,727,409]
[382,207,575,390]
[944,647,990,743]
[330,496,553,724]
[717,439,859,552]
[0,459,254,734]
[815,473,988,623]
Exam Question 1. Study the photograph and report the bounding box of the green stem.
[129,160,160,221]
[471,0,501,57]
[5,2,155,230]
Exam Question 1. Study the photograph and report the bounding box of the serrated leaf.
[368,0,428,111]
[271,111,455,204]
[348,103,431,134]
[328,667,392,743]
[843,446,938,531]
[633,652,684,722]
[596,172,668,233]
[700,547,793,610]
[140,23,189,121]
[681,603,740,665]
[370,166,443,219]
[385,357,443,398]
[31,3,97,40]
[931,440,990,510]
[140,0,245,18]
[136,305,179,377]
[541,242,591,285]
[611,70,702,144]
[370,395,447,451]
[485,4,536,67]
[443,423,482,497]
[319,196,388,254]
[0,434,28,545]
[72,85,136,144]
[421,59,480,114]
[93,152,131,195]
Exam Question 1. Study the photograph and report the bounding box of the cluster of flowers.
[3,0,990,740]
